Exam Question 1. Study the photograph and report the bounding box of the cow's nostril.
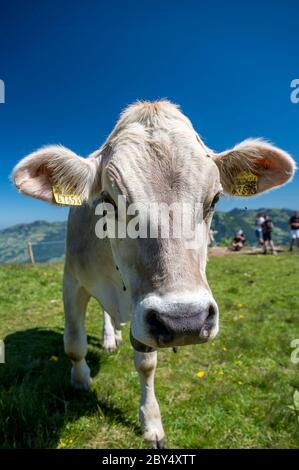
[207,304,216,321]
[146,310,172,341]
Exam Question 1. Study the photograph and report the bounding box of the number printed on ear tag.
[231,170,258,196]
[52,185,82,206]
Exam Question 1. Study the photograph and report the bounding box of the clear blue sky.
[0,0,298,229]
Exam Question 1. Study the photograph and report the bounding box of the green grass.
[0,253,299,449]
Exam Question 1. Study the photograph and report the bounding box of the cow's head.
[12,101,296,350]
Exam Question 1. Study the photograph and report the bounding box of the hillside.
[0,208,295,263]
[0,220,66,264]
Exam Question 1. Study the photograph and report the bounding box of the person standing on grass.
[289,211,299,251]
[262,215,276,255]
[255,213,265,247]
[209,229,218,247]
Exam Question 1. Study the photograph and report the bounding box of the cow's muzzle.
[131,297,219,350]
[146,304,217,347]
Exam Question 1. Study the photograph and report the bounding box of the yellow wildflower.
[196,370,205,379]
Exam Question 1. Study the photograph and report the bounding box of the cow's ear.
[213,138,296,196]
[12,145,101,204]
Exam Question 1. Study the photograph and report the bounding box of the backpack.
[263,219,273,233]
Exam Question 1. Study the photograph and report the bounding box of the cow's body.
[13,100,296,448]
[64,203,166,447]
[65,200,127,354]
[66,201,130,326]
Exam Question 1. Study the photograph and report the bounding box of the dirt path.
[208,247,241,257]
[208,246,286,257]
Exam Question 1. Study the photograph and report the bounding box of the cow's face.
[12,101,296,350]
[99,125,221,349]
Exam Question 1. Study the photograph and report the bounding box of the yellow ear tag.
[52,185,82,206]
[231,170,258,196]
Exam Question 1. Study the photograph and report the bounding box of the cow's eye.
[99,191,118,219]
[210,192,221,211]
[100,191,116,207]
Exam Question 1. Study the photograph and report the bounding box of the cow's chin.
[130,323,219,351]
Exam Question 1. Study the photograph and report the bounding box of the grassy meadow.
[0,253,299,448]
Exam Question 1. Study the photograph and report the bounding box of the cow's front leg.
[63,274,92,390]
[134,350,165,448]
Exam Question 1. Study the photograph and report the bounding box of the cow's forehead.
[108,100,195,136]
[101,101,220,202]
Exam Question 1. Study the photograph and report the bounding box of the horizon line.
[0,206,296,232]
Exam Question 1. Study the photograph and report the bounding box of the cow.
[12,100,295,448]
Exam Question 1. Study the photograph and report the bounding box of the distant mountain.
[0,208,295,263]
[0,220,67,264]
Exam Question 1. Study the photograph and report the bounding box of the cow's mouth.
[130,329,155,352]
[130,321,217,351]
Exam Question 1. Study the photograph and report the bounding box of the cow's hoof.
[144,424,165,449]
[71,361,92,390]
[71,376,92,391]
[151,437,165,449]
[103,334,122,352]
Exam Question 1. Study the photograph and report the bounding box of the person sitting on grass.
[262,215,276,255]
[289,211,299,252]
[231,230,246,251]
